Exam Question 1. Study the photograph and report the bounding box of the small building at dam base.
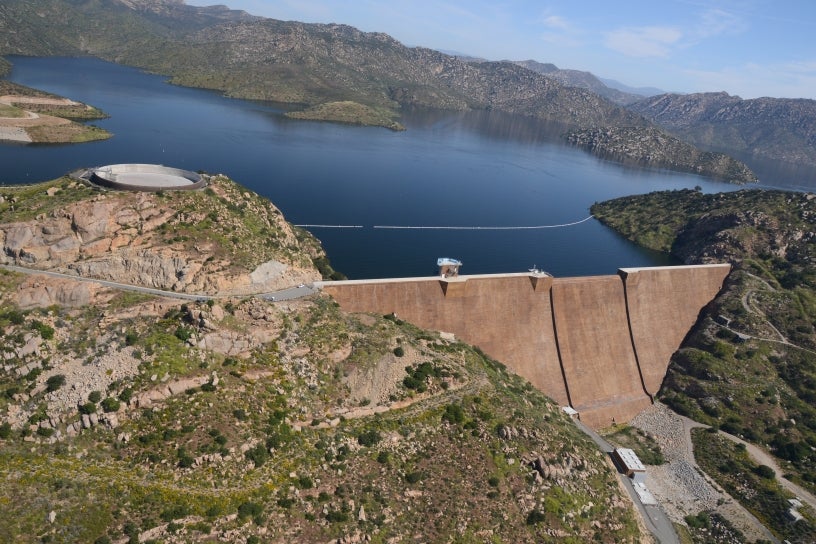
[319,263,731,428]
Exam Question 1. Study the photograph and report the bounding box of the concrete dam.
[320,264,730,428]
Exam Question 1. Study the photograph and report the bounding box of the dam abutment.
[320,264,730,428]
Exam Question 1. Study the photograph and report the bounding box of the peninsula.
[0,81,110,144]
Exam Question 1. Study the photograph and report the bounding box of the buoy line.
[373,215,595,230]
[295,215,595,230]
[295,224,364,228]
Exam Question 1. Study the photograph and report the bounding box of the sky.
[185,0,816,99]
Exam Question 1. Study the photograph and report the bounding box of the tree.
[46,374,66,392]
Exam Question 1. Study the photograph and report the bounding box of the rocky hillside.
[0,0,645,131]
[592,189,816,541]
[0,176,644,543]
[566,126,757,183]
[629,92,816,170]
[0,175,327,297]
[513,59,642,105]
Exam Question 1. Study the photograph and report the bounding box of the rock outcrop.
[0,176,322,295]
[566,126,757,184]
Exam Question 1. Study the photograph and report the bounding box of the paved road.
[1,263,320,303]
[258,284,319,301]
[574,419,680,544]
[2,263,213,301]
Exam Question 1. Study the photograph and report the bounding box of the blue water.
[1,56,752,279]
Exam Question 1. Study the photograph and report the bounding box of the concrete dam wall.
[320,264,730,428]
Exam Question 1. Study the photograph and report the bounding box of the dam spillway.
[319,264,730,428]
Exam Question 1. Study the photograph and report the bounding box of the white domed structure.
[89,164,205,191]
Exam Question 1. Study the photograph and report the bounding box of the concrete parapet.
[321,265,729,428]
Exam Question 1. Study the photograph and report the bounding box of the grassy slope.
[592,189,816,541]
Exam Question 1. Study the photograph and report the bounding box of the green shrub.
[177,447,195,468]
[174,326,193,342]
[325,510,349,523]
[442,403,465,424]
[205,504,223,518]
[753,465,775,479]
[5,309,24,325]
[123,521,139,543]
[526,510,546,525]
[233,409,247,421]
[88,391,102,403]
[357,429,381,447]
[36,426,54,437]
[160,504,190,522]
[405,471,423,484]
[245,443,269,467]
[393,346,404,357]
[237,502,263,520]
[46,374,66,392]
[31,320,54,340]
[188,521,211,534]
[125,331,138,346]
[0,422,12,439]
[119,387,133,403]
[296,475,314,489]
[101,397,121,413]
[684,512,711,529]
[78,402,97,415]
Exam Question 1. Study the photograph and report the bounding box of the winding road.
[1,263,319,302]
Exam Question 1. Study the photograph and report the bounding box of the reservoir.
[1,56,749,279]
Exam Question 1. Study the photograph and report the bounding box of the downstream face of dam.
[320,264,730,428]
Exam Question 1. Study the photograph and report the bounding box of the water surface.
[1,56,762,279]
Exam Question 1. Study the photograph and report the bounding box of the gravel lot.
[631,402,778,542]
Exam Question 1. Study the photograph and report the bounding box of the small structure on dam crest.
[437,257,462,277]
[319,263,731,428]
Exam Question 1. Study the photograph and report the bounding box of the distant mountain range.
[629,92,816,169]
[0,0,813,177]
[512,59,645,106]
[599,78,665,99]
